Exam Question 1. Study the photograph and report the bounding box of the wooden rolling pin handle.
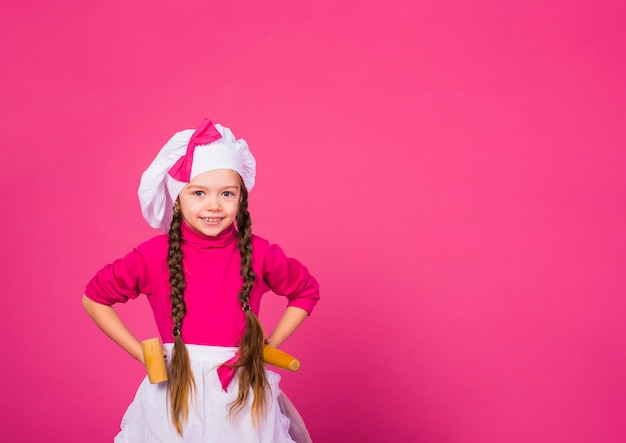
[262,345,301,372]
[141,338,168,384]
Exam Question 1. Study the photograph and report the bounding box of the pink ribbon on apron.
[216,352,241,392]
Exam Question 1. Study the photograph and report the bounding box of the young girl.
[82,118,320,442]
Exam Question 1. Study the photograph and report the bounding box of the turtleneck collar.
[180,220,238,249]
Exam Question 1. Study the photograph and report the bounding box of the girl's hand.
[140,338,168,366]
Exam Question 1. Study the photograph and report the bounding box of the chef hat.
[138,119,256,232]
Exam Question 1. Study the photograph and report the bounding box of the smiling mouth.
[201,217,223,223]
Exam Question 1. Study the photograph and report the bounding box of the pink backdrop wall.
[1,1,625,442]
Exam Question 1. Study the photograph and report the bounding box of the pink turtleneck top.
[85,222,320,346]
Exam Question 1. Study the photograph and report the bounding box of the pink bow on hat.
[168,119,222,182]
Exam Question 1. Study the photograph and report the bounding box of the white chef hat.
[138,119,256,232]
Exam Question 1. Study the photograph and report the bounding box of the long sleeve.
[262,243,320,315]
[84,248,151,305]
[84,235,170,305]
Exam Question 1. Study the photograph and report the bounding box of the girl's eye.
[222,191,234,197]
[193,190,204,196]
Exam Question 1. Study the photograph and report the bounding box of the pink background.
[1,1,625,442]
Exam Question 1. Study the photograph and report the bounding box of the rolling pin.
[262,345,300,371]
[141,338,300,384]
[141,338,168,384]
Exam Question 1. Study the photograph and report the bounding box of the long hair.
[167,207,196,436]
[228,181,269,422]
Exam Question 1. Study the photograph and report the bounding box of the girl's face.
[178,169,242,237]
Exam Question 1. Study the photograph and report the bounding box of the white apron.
[114,344,312,443]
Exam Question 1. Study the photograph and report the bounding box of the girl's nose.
[205,197,221,210]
